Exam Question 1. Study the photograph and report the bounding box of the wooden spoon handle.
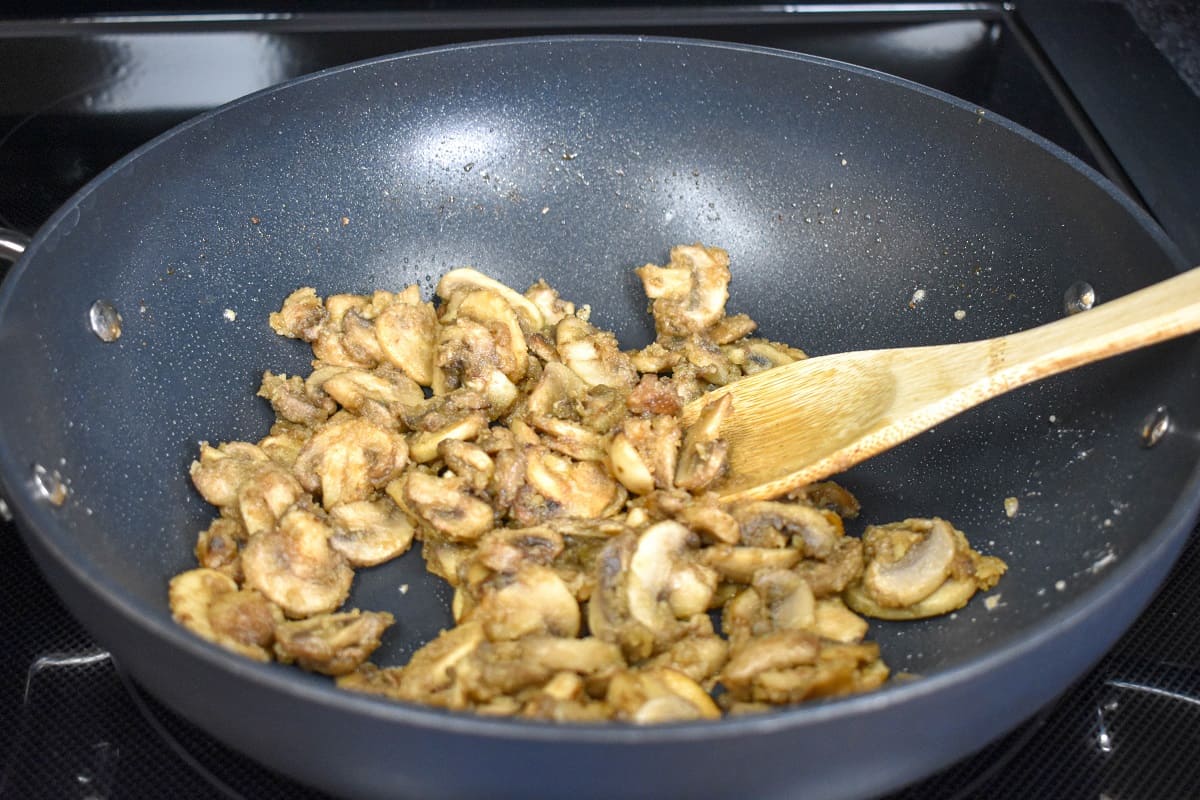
[990,265,1200,391]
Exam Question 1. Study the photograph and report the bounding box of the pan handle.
[0,228,29,269]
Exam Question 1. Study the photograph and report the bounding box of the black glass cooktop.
[2,4,1198,798]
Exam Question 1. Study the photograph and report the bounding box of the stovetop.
[2,4,1199,798]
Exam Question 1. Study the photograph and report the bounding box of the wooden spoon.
[683,267,1200,503]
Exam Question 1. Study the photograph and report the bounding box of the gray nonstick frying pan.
[1,37,1197,800]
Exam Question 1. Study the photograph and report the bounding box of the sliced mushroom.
[730,500,844,559]
[374,297,438,386]
[811,598,869,644]
[269,287,326,341]
[793,536,864,598]
[241,502,354,618]
[438,439,494,492]
[675,393,732,491]
[190,441,271,509]
[627,374,683,416]
[327,498,415,567]
[635,244,731,337]
[454,636,624,705]
[474,526,564,574]
[274,609,394,676]
[293,416,408,509]
[392,471,494,541]
[408,411,487,464]
[310,365,423,416]
[525,447,622,520]
[788,480,861,519]
[708,313,759,345]
[437,267,545,331]
[674,497,740,544]
[554,316,638,390]
[524,279,575,328]
[639,635,729,688]
[346,621,485,707]
[528,414,609,462]
[526,361,588,418]
[236,462,305,536]
[464,565,581,641]
[612,416,681,494]
[258,371,335,427]
[257,421,312,469]
[722,337,806,376]
[449,288,529,382]
[609,432,654,495]
[195,517,245,582]
[627,341,682,374]
[607,667,721,723]
[700,545,802,584]
[169,568,282,661]
[720,630,820,703]
[681,337,740,386]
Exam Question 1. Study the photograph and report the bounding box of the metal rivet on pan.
[1063,281,1095,315]
[1140,406,1171,448]
[88,300,123,342]
[31,464,68,506]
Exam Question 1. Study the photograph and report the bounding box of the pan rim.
[1,34,1197,747]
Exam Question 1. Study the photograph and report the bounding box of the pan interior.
[2,38,1195,698]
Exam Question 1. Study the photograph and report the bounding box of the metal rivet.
[1063,281,1095,315]
[1140,406,1170,448]
[88,300,122,342]
[32,464,68,506]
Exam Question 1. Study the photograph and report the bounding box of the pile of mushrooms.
[170,244,1006,722]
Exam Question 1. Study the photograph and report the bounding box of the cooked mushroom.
[454,635,624,705]
[524,279,576,328]
[700,545,803,584]
[308,364,423,417]
[446,288,529,383]
[524,447,622,520]
[640,634,729,688]
[720,629,820,703]
[408,411,487,464]
[793,537,864,598]
[528,414,609,462]
[169,568,282,661]
[463,565,581,641]
[675,393,732,491]
[341,621,486,707]
[437,267,545,331]
[274,609,394,676]
[257,421,312,469]
[811,598,869,644]
[293,416,408,509]
[607,667,721,723]
[788,481,861,519]
[730,500,844,559]
[190,441,272,509]
[610,416,681,495]
[721,338,806,376]
[258,371,335,427]
[269,286,326,341]
[392,471,495,541]
[635,244,732,337]
[236,462,305,537]
[844,518,1007,620]
[195,517,245,581]
[327,498,415,567]
[374,294,438,386]
[241,502,354,618]
[474,526,564,574]
[438,439,494,492]
[554,316,638,390]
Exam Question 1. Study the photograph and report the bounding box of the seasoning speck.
[840,158,848,166]
[1054,579,1067,592]
[223,309,237,322]
[250,216,260,225]
[341,216,350,226]
[399,583,410,595]
[984,594,1002,611]
[541,207,550,215]
[1004,496,1019,517]
[909,288,926,308]
[954,309,967,320]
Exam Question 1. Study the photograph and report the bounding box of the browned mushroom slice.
[526,361,588,418]
[675,393,732,491]
[700,545,802,585]
[529,414,609,462]
[525,447,622,520]
[409,411,487,464]
[674,496,740,544]
[707,313,759,345]
[195,517,246,582]
[793,537,865,598]
[438,439,494,492]
[524,279,575,329]
[635,243,731,337]
[607,668,721,723]
[720,629,821,703]
[236,462,305,537]
[293,416,408,509]
[474,526,564,574]
[730,500,844,559]
[843,518,1007,620]
[327,498,415,567]
[190,441,272,508]
[375,296,438,387]
[310,294,379,368]
[554,316,638,390]
[639,634,729,688]
[448,288,529,383]
[722,338,806,376]
[610,416,681,496]
[241,502,354,618]
[627,374,684,416]
[627,341,682,374]
[521,674,614,722]
[258,371,335,427]
[681,337,740,386]
[437,268,546,332]
[273,609,395,676]
[258,421,312,469]
[169,568,282,661]
[787,480,861,519]
[309,365,423,416]
[454,636,624,705]
[347,621,486,708]
[391,471,494,541]
[269,287,326,341]
[463,565,581,641]
[811,598,869,644]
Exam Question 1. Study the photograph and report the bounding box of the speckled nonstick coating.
[1,37,1197,800]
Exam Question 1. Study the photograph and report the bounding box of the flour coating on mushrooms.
[170,244,1006,722]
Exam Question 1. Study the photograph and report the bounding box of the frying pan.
[1,37,1198,800]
